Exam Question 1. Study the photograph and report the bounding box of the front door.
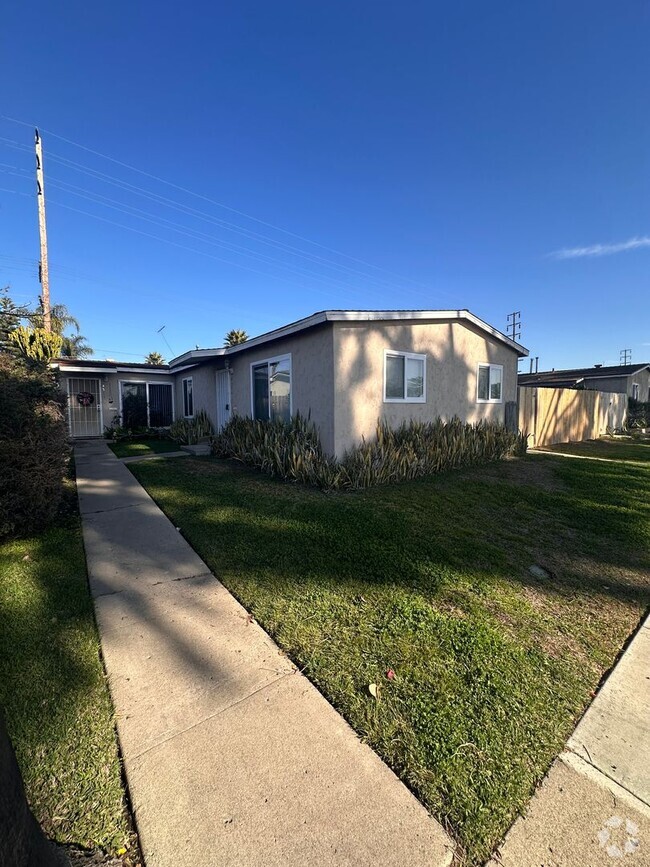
[67,377,102,437]
[216,369,232,430]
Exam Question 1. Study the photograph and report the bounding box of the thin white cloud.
[549,235,650,259]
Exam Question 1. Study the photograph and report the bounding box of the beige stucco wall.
[332,319,520,457]
[173,365,220,425]
[229,324,335,455]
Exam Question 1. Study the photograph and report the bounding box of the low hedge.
[0,353,69,539]
[627,398,650,430]
[169,409,215,445]
[213,414,527,490]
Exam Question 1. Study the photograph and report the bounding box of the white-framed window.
[477,363,503,403]
[383,351,426,403]
[251,354,291,422]
[631,383,639,401]
[182,377,194,418]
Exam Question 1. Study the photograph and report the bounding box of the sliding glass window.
[251,355,291,422]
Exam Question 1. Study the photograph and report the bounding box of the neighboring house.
[54,309,528,457]
[519,363,650,402]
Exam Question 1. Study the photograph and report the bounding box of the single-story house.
[518,363,650,402]
[54,309,528,457]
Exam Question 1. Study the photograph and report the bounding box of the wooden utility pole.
[34,128,51,332]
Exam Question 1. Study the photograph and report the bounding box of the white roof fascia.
[52,365,116,374]
[115,367,172,375]
[168,309,528,365]
[167,363,200,375]
[54,364,171,375]
[320,310,527,355]
[169,348,227,367]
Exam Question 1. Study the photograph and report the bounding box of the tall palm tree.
[60,333,93,358]
[224,328,248,347]
[145,351,165,365]
[35,301,93,358]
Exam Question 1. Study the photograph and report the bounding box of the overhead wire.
[46,198,380,306]
[40,176,410,299]
[0,123,454,304]
[2,134,421,297]
[2,114,443,294]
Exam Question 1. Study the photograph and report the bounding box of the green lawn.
[131,454,650,865]
[0,480,134,857]
[538,437,650,463]
[108,437,180,458]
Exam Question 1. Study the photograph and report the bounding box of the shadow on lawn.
[126,453,650,866]
[139,454,650,612]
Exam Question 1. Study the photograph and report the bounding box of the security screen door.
[68,378,102,437]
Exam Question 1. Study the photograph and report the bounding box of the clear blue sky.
[1,1,648,368]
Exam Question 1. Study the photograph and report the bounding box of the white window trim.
[119,379,175,427]
[476,363,504,404]
[182,377,194,418]
[383,350,427,403]
[631,382,639,400]
[250,353,293,420]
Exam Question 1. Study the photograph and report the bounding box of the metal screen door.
[67,377,102,437]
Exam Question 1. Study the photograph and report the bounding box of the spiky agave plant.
[212,414,526,490]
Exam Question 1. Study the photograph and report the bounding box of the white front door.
[216,369,232,430]
[67,377,103,437]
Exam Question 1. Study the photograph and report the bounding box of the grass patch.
[131,454,650,865]
[108,437,180,459]
[538,437,650,463]
[0,477,133,855]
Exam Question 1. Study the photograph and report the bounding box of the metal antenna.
[620,348,632,366]
[157,325,175,356]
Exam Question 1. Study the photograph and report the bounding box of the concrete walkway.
[489,615,650,866]
[75,440,453,867]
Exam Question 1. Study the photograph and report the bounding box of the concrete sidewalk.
[489,615,650,866]
[75,440,454,867]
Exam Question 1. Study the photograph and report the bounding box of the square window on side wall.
[477,364,503,404]
[384,352,426,402]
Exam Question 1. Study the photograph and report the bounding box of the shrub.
[0,353,69,538]
[213,414,527,490]
[170,409,215,445]
[627,398,650,430]
[8,326,63,361]
[213,413,341,485]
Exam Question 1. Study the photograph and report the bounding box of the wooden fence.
[518,386,628,448]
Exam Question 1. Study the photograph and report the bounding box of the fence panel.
[518,387,627,447]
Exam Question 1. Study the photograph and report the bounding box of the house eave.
[169,309,528,365]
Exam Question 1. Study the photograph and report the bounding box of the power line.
[620,348,631,365]
[2,143,453,305]
[42,150,450,302]
[1,115,445,291]
[46,198,412,307]
[0,121,456,303]
[38,175,422,300]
